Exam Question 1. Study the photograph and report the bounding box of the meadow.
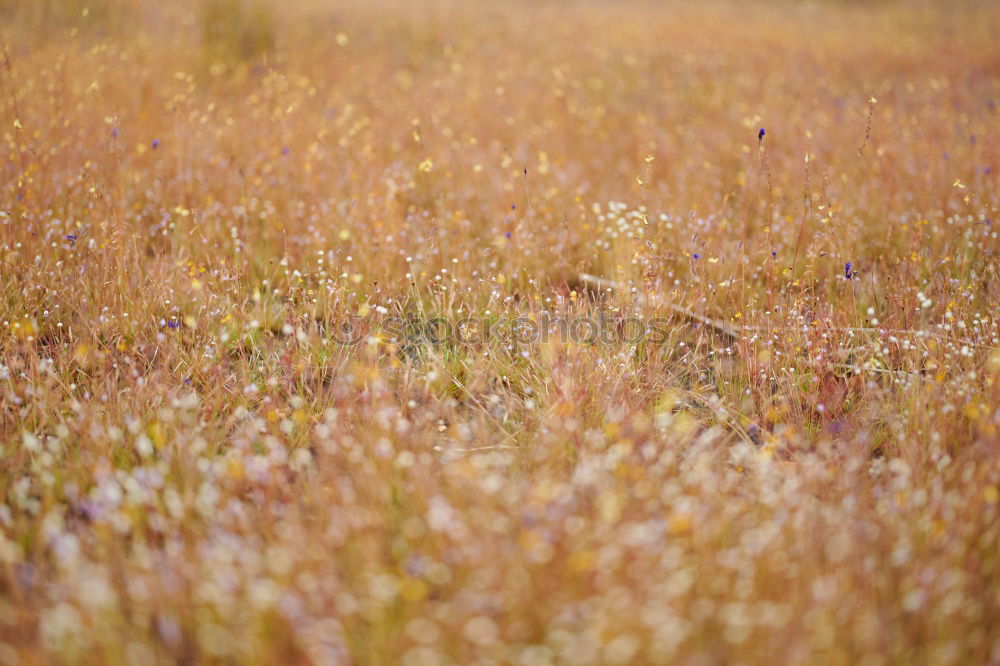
[1,0,999,663]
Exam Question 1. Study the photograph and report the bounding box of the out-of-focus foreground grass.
[1,0,999,664]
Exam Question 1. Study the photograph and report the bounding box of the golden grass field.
[2,0,1000,663]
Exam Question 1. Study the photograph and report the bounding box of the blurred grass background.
[1,0,999,664]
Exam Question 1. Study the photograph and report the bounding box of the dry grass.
[1,0,1000,664]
